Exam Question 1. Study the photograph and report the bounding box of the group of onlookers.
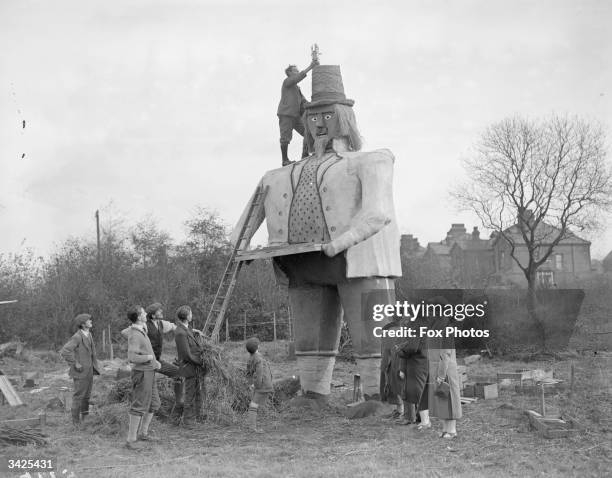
[60,302,272,449]
[59,296,460,450]
[380,296,462,438]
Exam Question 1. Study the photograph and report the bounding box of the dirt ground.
[0,341,610,478]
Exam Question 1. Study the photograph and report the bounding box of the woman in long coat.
[417,298,462,439]
[395,322,428,424]
[380,318,428,423]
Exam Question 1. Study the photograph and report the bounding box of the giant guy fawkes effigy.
[232,52,402,400]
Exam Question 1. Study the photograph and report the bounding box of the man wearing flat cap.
[277,58,319,166]
[123,302,185,416]
[60,313,100,426]
[233,64,401,403]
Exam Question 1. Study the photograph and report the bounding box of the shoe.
[125,440,145,450]
[282,159,294,167]
[400,419,416,426]
[138,433,160,442]
[417,422,432,431]
[440,432,457,439]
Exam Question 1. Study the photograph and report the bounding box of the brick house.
[449,226,495,287]
[491,221,592,288]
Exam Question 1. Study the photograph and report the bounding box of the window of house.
[537,270,555,288]
[555,253,563,270]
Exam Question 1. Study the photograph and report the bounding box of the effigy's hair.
[335,104,363,151]
[302,104,363,153]
[285,64,297,76]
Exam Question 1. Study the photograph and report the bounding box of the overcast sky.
[1,0,611,259]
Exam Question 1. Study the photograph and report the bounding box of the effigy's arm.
[230,180,265,249]
[325,150,395,256]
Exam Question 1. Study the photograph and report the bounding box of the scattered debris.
[46,397,65,410]
[272,376,301,406]
[0,341,26,358]
[464,382,498,399]
[525,410,581,439]
[1,412,46,429]
[464,354,482,365]
[23,371,41,388]
[515,379,565,394]
[29,386,50,394]
[344,400,384,419]
[0,426,48,446]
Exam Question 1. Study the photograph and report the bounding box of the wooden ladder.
[202,185,268,341]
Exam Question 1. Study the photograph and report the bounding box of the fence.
[222,310,293,343]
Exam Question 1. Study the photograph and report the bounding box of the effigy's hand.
[398,371,405,379]
[322,243,336,257]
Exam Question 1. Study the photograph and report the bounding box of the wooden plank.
[525,410,580,439]
[236,243,323,261]
[0,375,24,406]
[0,415,44,428]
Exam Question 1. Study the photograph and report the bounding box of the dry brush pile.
[93,340,298,435]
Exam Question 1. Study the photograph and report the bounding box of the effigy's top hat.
[304,65,355,109]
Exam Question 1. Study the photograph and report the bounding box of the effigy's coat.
[232,149,402,281]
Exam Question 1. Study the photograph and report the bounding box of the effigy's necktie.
[288,156,331,244]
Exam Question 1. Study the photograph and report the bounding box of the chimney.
[472,227,480,240]
[517,208,535,228]
[446,223,466,244]
[401,234,420,255]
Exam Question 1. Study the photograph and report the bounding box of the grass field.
[0,339,611,478]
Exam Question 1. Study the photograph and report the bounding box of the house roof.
[451,240,492,252]
[426,243,451,255]
[494,222,590,246]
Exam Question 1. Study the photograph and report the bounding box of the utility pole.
[95,210,101,269]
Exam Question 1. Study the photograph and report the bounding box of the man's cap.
[304,65,355,110]
[72,313,91,332]
[245,337,260,353]
[146,303,163,315]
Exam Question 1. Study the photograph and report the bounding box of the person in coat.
[60,313,100,426]
[277,58,318,165]
[125,305,162,449]
[245,337,273,433]
[174,305,207,429]
[380,318,406,419]
[417,297,462,439]
[394,317,428,425]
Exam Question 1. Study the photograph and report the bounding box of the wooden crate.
[462,382,476,398]
[475,382,498,399]
[526,410,581,439]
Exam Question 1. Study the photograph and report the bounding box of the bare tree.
[453,115,612,346]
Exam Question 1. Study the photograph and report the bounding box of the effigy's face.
[307,105,342,156]
[306,105,340,140]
